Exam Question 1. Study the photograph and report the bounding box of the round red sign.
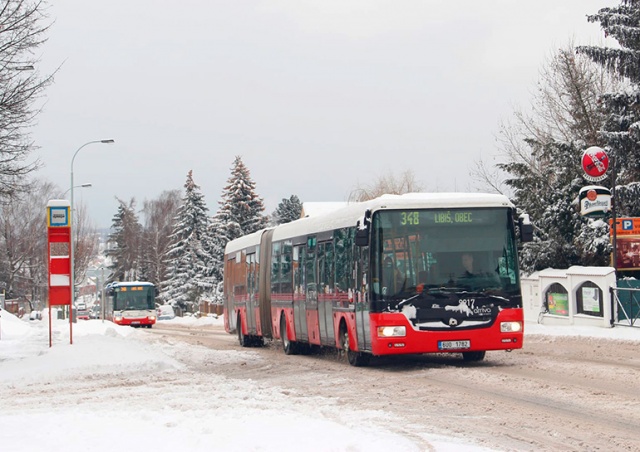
[581,146,609,181]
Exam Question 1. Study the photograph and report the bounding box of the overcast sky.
[31,0,617,228]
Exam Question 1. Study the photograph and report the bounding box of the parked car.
[76,309,91,320]
[29,310,42,320]
[157,305,175,320]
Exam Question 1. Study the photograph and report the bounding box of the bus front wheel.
[462,351,486,362]
[340,325,370,367]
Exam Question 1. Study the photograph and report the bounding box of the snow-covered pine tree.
[105,199,143,282]
[160,170,215,312]
[271,195,302,225]
[500,141,610,271]
[213,155,268,249]
[577,0,640,217]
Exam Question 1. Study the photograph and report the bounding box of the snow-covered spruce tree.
[160,170,216,312]
[271,194,302,225]
[483,45,617,273]
[578,0,640,217]
[213,156,268,248]
[500,141,610,271]
[105,198,143,283]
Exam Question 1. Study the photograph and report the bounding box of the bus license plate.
[131,321,140,325]
[438,340,470,350]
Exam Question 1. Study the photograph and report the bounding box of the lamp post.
[610,155,618,272]
[70,140,114,310]
[100,266,106,323]
[63,183,92,198]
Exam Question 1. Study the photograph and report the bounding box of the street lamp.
[63,183,92,198]
[70,139,114,309]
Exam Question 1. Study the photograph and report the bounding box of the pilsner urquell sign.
[578,186,611,218]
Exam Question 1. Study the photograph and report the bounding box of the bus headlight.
[148,316,156,321]
[377,326,406,337]
[500,321,522,333]
[114,315,122,322]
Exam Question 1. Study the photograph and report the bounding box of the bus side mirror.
[355,226,369,246]
[519,214,533,242]
[355,210,371,247]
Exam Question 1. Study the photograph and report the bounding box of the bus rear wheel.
[280,315,296,355]
[340,326,370,367]
[237,314,250,347]
[462,351,486,362]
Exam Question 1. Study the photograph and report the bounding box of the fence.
[199,301,223,316]
[611,283,640,328]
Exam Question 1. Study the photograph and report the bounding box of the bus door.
[223,255,235,333]
[305,236,320,345]
[245,251,258,334]
[356,245,370,352]
[317,239,336,346]
[293,244,308,341]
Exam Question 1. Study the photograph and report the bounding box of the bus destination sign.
[398,211,475,226]
[434,211,473,224]
[390,209,500,228]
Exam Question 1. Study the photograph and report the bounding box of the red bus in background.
[224,193,532,366]
[104,281,157,328]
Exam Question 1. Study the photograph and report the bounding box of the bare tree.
[73,201,98,288]
[140,190,180,287]
[0,178,55,308]
[349,169,424,202]
[0,1,54,197]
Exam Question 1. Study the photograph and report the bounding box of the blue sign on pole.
[48,206,70,227]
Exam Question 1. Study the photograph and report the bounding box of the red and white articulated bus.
[224,193,533,366]
[104,281,157,328]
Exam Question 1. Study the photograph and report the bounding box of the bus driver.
[383,256,405,295]
[461,253,476,277]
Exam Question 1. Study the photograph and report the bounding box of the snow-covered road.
[1,311,488,451]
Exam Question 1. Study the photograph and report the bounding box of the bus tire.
[340,324,370,367]
[237,314,250,347]
[462,351,486,362]
[280,315,296,355]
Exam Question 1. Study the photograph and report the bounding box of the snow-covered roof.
[538,268,570,278]
[566,266,616,277]
[536,266,616,278]
[224,228,268,255]
[105,281,155,288]
[46,199,71,207]
[226,192,514,255]
[301,202,350,218]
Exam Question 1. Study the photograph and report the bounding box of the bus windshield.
[371,208,520,302]
[112,285,155,311]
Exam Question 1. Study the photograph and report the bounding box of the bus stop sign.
[46,199,73,346]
